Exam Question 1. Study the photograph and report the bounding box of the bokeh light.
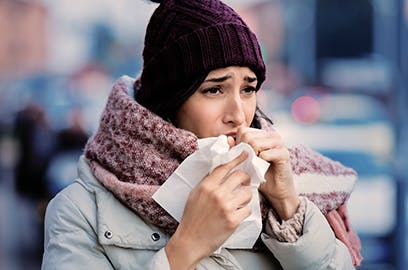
[290,95,321,124]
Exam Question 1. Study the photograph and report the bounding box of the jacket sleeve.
[148,248,171,270]
[261,198,355,270]
[42,191,115,270]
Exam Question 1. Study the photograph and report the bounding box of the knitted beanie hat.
[135,0,266,119]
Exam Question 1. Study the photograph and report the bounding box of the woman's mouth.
[224,132,237,140]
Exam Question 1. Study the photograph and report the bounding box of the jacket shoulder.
[44,181,97,237]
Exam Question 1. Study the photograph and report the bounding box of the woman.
[42,0,362,269]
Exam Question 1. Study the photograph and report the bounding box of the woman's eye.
[202,87,222,95]
[242,86,256,94]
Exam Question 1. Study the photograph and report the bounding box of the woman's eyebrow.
[203,74,257,83]
[204,75,232,83]
[245,76,257,83]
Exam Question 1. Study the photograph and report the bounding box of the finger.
[235,126,251,144]
[230,187,252,209]
[258,147,289,164]
[220,169,250,192]
[209,151,249,181]
[227,136,236,148]
[236,127,281,155]
[246,133,277,155]
[232,204,252,222]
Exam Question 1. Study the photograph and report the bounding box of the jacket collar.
[76,155,169,250]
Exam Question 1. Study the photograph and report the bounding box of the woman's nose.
[222,95,245,125]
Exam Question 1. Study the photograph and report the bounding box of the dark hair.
[135,73,207,123]
[251,106,274,129]
[136,73,273,128]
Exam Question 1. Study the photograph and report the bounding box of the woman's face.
[176,66,257,138]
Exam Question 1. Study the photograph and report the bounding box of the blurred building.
[0,0,48,80]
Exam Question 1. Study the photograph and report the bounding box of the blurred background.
[0,0,407,269]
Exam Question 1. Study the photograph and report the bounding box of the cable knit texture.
[289,145,352,215]
[85,76,362,266]
[265,196,307,243]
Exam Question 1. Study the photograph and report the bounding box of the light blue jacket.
[42,156,354,269]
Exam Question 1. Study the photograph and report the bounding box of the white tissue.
[152,135,270,250]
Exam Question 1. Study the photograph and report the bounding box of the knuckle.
[198,181,212,194]
[232,169,244,177]
[240,189,252,205]
[220,204,231,216]
[245,188,253,200]
[230,170,250,186]
[240,132,250,142]
[237,169,250,179]
[210,189,224,204]
[244,206,252,218]
[225,216,238,230]
[243,172,251,184]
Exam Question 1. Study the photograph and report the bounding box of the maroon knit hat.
[136,0,266,118]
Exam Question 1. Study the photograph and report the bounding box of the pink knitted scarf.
[85,76,362,266]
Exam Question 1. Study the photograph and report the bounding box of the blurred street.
[0,157,43,270]
[0,0,407,269]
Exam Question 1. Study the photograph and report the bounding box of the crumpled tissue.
[152,135,270,250]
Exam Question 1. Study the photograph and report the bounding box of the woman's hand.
[165,151,252,270]
[234,127,300,221]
